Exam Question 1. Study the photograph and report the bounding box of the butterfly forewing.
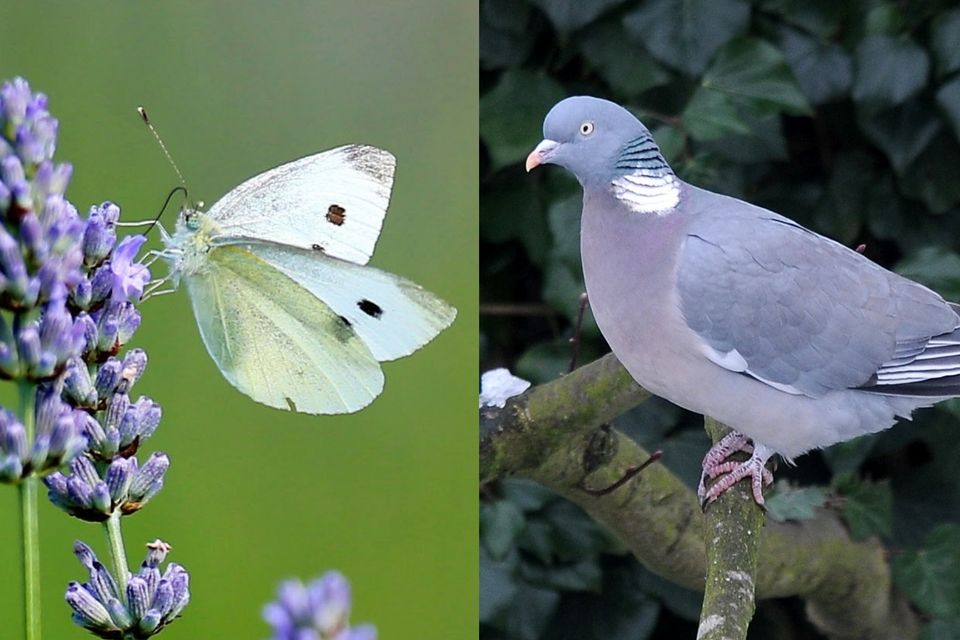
[207,145,395,266]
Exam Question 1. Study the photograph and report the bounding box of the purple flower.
[82,202,120,267]
[110,235,150,303]
[264,572,376,640]
[66,540,189,638]
[3,77,186,639]
[45,451,169,521]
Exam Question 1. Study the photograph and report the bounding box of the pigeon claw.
[697,431,775,508]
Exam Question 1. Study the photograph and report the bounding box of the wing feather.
[677,190,959,398]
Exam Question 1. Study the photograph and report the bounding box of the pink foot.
[697,431,775,507]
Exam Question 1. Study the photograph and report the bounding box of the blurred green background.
[481,1,960,638]
[0,2,476,639]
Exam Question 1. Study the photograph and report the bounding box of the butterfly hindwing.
[206,145,395,266]
[246,243,456,362]
[183,244,384,414]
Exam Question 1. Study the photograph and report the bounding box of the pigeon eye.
[580,121,595,136]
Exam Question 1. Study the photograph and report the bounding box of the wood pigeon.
[526,96,960,505]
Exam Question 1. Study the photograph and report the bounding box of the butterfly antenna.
[138,106,190,196]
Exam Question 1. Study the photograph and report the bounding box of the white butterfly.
[159,145,456,414]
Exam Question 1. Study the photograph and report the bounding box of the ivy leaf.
[937,76,960,142]
[543,566,661,640]
[814,151,874,243]
[480,545,520,623]
[481,69,566,170]
[528,0,627,37]
[777,26,852,105]
[480,0,537,70]
[836,476,893,540]
[898,136,960,214]
[765,482,828,522]
[490,581,562,640]
[931,8,960,76]
[516,340,598,385]
[579,20,670,97]
[634,563,702,621]
[682,87,751,142]
[821,436,877,475]
[852,35,930,109]
[480,170,551,266]
[622,0,750,76]
[547,195,583,271]
[892,524,960,618]
[651,125,685,163]
[501,478,556,512]
[921,617,960,640]
[702,114,788,163]
[521,558,603,592]
[700,37,812,116]
[482,500,527,558]
[759,0,849,38]
[858,99,942,174]
[896,247,960,301]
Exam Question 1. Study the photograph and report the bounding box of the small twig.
[479,303,559,317]
[579,450,663,496]
[568,292,589,373]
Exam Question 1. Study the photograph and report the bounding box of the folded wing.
[207,145,395,265]
[184,245,384,414]
[677,198,959,398]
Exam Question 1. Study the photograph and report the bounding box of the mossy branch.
[480,353,919,640]
[697,417,765,640]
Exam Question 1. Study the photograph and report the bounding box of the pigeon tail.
[860,303,960,398]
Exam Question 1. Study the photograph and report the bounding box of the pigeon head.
[527,96,679,213]
[526,96,657,186]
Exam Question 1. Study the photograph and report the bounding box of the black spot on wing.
[358,299,383,319]
[326,204,346,226]
[311,243,325,252]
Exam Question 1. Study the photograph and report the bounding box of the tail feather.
[859,302,960,398]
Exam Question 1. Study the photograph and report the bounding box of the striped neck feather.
[610,134,679,215]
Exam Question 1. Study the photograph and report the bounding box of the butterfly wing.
[245,243,456,362]
[206,145,395,265]
[183,244,384,414]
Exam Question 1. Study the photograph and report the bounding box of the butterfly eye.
[580,121,595,136]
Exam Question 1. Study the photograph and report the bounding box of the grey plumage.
[526,96,960,491]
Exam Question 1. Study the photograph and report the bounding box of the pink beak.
[525,139,558,172]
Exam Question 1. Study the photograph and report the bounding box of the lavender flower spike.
[110,235,150,303]
[264,571,377,640]
[0,77,90,484]
[67,539,190,639]
[45,451,170,521]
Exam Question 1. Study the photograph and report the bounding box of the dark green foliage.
[481,0,960,637]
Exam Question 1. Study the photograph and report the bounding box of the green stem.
[17,380,41,640]
[104,511,130,603]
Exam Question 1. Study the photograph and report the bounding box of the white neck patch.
[610,171,680,215]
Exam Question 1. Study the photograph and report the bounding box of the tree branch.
[697,417,765,640]
[480,354,919,640]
